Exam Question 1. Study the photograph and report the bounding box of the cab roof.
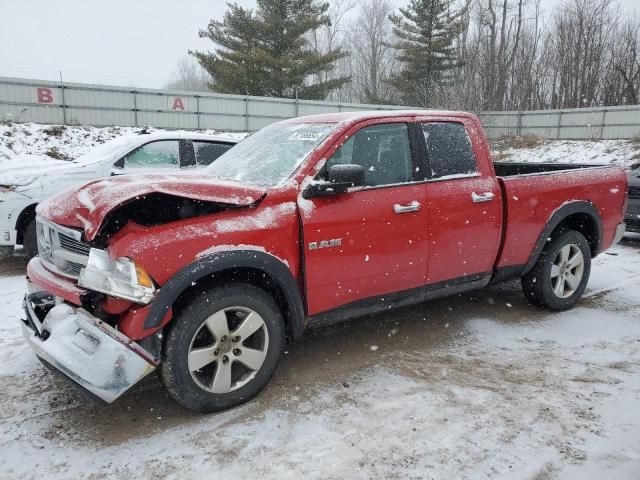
[282,109,475,125]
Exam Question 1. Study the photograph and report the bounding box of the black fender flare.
[144,250,305,341]
[522,201,602,275]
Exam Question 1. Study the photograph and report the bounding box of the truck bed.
[494,163,627,271]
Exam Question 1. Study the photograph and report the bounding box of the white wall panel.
[1,77,639,138]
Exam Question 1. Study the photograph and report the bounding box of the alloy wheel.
[550,243,585,298]
[187,306,269,393]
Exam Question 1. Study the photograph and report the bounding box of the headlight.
[78,248,156,304]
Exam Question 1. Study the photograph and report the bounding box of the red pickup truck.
[22,110,627,412]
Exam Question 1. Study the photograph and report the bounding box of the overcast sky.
[0,0,638,89]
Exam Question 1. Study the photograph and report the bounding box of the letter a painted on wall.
[37,87,54,104]
[172,97,185,111]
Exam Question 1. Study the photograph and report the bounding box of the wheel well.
[171,267,294,342]
[553,212,599,256]
[15,204,38,245]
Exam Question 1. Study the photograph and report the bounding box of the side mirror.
[303,164,365,198]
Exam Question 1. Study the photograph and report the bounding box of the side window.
[123,141,179,169]
[194,141,234,166]
[325,123,413,187]
[422,122,477,179]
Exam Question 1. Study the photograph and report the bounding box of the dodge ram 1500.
[21,110,627,412]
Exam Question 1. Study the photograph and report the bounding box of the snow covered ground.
[1,238,639,479]
[0,122,247,164]
[492,136,640,168]
[1,124,640,478]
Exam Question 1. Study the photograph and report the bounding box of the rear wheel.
[23,219,38,259]
[521,229,591,310]
[160,283,285,413]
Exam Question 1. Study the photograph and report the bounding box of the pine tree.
[389,0,463,107]
[193,0,349,100]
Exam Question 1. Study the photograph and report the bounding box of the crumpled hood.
[0,156,75,186]
[37,173,267,241]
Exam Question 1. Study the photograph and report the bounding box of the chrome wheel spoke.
[237,346,267,371]
[553,277,566,297]
[188,346,217,372]
[567,250,583,269]
[550,264,561,278]
[565,272,581,290]
[211,360,232,393]
[205,310,230,341]
[559,245,570,263]
[233,312,264,341]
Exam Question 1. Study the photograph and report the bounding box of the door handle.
[471,191,495,203]
[393,201,421,214]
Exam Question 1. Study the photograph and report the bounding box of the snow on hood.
[37,173,267,241]
[70,134,138,166]
[0,155,72,186]
[0,135,139,187]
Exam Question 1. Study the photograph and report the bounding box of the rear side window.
[194,141,234,166]
[422,122,477,179]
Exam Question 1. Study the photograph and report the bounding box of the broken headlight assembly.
[78,248,156,304]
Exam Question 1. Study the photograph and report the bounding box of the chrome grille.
[629,186,640,199]
[58,231,91,256]
[36,217,90,279]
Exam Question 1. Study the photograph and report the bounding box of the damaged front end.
[23,175,269,403]
[22,287,158,403]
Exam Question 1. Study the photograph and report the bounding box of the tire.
[23,219,38,259]
[521,229,591,310]
[160,283,285,413]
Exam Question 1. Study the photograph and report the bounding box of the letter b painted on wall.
[37,87,54,104]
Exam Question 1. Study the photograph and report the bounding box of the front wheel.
[521,229,591,310]
[160,283,285,413]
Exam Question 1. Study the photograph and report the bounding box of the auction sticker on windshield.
[289,129,326,141]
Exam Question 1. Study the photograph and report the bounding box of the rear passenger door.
[420,121,503,285]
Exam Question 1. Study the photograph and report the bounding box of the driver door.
[299,122,429,316]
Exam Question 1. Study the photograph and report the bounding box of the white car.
[0,131,238,258]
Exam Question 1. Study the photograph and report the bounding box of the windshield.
[205,122,336,186]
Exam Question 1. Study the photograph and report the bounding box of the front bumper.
[0,191,34,246]
[22,291,158,403]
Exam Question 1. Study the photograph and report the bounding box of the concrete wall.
[480,106,640,140]
[0,76,408,131]
[2,76,639,139]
